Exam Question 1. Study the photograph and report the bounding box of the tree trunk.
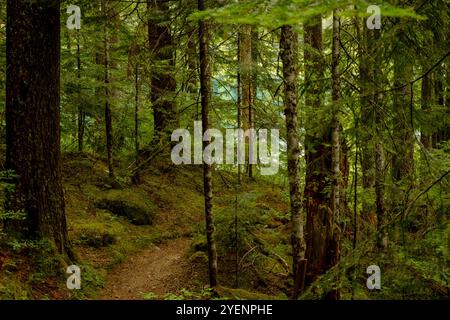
[359,23,376,221]
[76,29,85,153]
[199,0,218,288]
[280,25,306,299]
[135,65,140,161]
[375,135,386,248]
[5,0,72,259]
[237,34,242,185]
[392,43,414,182]
[421,69,433,149]
[303,15,336,292]
[371,28,387,248]
[103,0,114,179]
[239,25,254,177]
[390,24,415,245]
[433,71,446,146]
[329,9,341,300]
[147,0,178,150]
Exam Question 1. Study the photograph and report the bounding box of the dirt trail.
[99,238,194,300]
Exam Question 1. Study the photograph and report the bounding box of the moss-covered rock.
[96,199,153,225]
[79,231,117,248]
[93,189,156,226]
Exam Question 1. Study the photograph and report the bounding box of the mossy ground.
[2,153,447,300]
[0,153,291,300]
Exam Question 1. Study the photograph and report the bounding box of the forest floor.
[0,152,290,299]
[1,152,448,299]
[99,237,194,299]
[65,153,289,300]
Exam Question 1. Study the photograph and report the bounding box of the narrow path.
[99,238,193,300]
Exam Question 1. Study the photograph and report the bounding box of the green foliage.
[70,264,105,300]
[189,0,423,27]
[214,192,267,253]
[0,210,26,222]
[0,278,30,300]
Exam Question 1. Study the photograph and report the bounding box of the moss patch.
[96,199,153,225]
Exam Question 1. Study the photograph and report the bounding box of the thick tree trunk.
[280,25,306,299]
[199,0,218,288]
[103,1,114,178]
[147,0,178,149]
[303,16,337,292]
[5,0,72,259]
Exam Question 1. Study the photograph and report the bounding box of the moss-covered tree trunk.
[199,0,218,288]
[147,0,178,150]
[5,0,72,259]
[303,16,339,295]
[329,9,341,300]
[102,0,114,179]
[280,24,306,299]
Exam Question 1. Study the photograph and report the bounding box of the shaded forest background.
[0,0,449,300]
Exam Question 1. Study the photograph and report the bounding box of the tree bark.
[5,0,72,259]
[102,0,114,178]
[199,0,218,288]
[391,29,414,242]
[303,15,337,292]
[147,0,178,149]
[421,70,432,149]
[433,70,446,146]
[135,65,140,161]
[392,37,414,182]
[280,25,306,299]
[372,29,387,248]
[76,29,85,153]
[329,9,341,300]
[239,25,254,177]
[237,34,242,185]
[359,22,376,221]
